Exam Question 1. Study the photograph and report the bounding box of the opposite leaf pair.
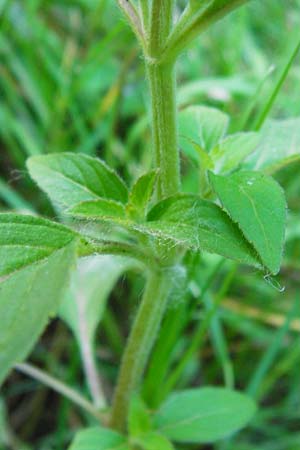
[69,387,256,449]
[28,153,286,275]
[0,151,286,386]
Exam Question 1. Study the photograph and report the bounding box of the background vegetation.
[0,0,300,449]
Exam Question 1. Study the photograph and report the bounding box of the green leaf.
[209,171,287,274]
[59,255,137,350]
[136,432,175,450]
[127,170,158,219]
[128,395,152,438]
[27,153,128,210]
[244,118,300,173]
[68,199,126,219]
[68,427,129,450]
[139,195,261,268]
[190,140,214,170]
[178,105,229,161]
[154,387,256,443]
[211,132,260,174]
[0,214,77,277]
[0,214,77,384]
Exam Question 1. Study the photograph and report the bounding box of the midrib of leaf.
[39,166,103,201]
[158,406,243,431]
[0,255,54,282]
[0,244,54,250]
[67,158,109,201]
[142,220,258,265]
[0,240,77,283]
[0,222,75,244]
[239,185,271,259]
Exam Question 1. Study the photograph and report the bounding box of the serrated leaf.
[27,153,128,210]
[68,199,126,219]
[68,427,129,450]
[0,214,77,277]
[59,255,137,349]
[137,432,175,450]
[179,105,229,161]
[127,170,158,219]
[211,132,260,174]
[154,387,256,443]
[128,395,152,438]
[137,194,261,268]
[209,171,287,274]
[244,118,300,173]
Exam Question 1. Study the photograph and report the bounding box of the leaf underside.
[59,255,137,348]
[68,194,262,270]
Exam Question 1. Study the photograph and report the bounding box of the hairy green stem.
[110,269,172,431]
[79,239,155,268]
[149,0,174,55]
[110,0,179,430]
[146,0,179,199]
[146,61,180,199]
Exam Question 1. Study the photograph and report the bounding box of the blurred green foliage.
[0,1,300,449]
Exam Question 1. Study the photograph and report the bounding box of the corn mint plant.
[1,1,293,449]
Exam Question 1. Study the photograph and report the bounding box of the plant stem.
[146,0,180,199]
[110,268,172,432]
[80,239,155,269]
[149,0,174,55]
[146,61,180,199]
[14,363,104,422]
